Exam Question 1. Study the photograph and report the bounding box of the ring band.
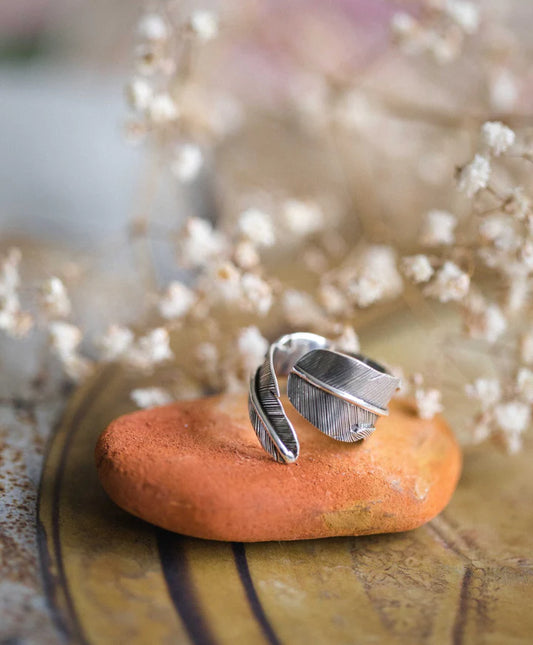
[248,332,400,463]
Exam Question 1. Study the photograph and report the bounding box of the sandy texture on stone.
[95,394,462,542]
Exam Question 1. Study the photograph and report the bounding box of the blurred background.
[0,1,149,397]
[1,3,145,640]
[1,0,530,240]
[1,0,532,392]
[1,1,533,641]
[1,1,145,243]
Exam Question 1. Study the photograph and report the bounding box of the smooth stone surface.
[95,394,462,542]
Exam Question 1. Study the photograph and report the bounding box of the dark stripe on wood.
[157,530,218,645]
[452,565,473,645]
[37,374,111,644]
[36,515,75,644]
[231,543,282,645]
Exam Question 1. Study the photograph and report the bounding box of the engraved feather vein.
[249,359,299,462]
[294,350,398,410]
[248,339,396,461]
[287,373,376,443]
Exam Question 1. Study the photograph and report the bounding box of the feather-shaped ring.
[248,332,400,463]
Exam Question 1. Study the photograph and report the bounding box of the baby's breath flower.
[481,121,515,156]
[465,378,501,409]
[233,240,259,270]
[178,217,226,268]
[238,209,275,247]
[147,93,179,124]
[212,262,242,302]
[445,1,480,34]
[0,247,22,294]
[494,401,530,453]
[240,273,273,316]
[125,78,153,112]
[501,431,523,455]
[489,68,518,112]
[125,327,173,370]
[415,383,443,419]
[318,283,347,316]
[209,265,274,317]
[189,10,219,41]
[427,30,463,65]
[420,210,456,246]
[478,215,518,250]
[391,12,418,38]
[138,327,173,363]
[462,294,507,343]
[158,281,196,320]
[131,387,172,409]
[2,311,33,338]
[517,368,533,403]
[282,199,324,236]
[458,154,491,197]
[237,326,268,374]
[391,12,424,55]
[348,276,383,308]
[41,277,71,318]
[99,325,134,362]
[0,248,33,338]
[67,357,94,382]
[137,13,169,42]
[49,321,93,382]
[391,3,476,62]
[345,245,403,308]
[49,321,82,358]
[424,261,470,302]
[333,325,360,354]
[171,144,203,183]
[401,254,434,283]
[471,412,492,444]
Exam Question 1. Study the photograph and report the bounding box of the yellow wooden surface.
[37,311,533,644]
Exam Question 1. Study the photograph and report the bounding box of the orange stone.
[95,394,462,542]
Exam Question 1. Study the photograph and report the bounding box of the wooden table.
[33,310,533,644]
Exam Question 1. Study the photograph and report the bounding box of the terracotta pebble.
[95,394,462,542]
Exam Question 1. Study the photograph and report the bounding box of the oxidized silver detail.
[248,332,400,463]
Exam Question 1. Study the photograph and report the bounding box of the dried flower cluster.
[123,4,238,184]
[2,1,532,453]
[400,117,533,451]
[392,1,480,64]
[391,1,520,113]
[0,249,32,338]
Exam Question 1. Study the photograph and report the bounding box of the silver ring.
[248,332,400,463]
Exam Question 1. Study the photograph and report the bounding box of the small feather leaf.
[287,371,377,443]
[292,349,399,416]
[248,358,299,463]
